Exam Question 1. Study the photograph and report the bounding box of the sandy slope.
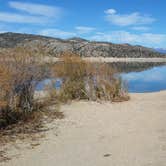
[2,91,166,166]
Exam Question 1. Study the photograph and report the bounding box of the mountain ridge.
[0,32,165,58]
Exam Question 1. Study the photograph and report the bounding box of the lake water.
[121,65,166,93]
[36,63,166,93]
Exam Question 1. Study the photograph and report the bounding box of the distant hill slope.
[155,48,166,54]
[0,32,165,58]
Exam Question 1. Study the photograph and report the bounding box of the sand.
[1,91,166,166]
[44,56,166,63]
[83,57,166,63]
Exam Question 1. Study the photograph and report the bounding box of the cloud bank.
[0,1,63,24]
[90,31,166,47]
[105,9,155,26]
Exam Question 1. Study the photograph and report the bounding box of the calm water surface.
[121,65,166,93]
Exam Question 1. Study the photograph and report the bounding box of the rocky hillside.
[0,32,165,58]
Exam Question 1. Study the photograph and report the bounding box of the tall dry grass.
[51,53,129,102]
[0,50,129,129]
[0,47,47,128]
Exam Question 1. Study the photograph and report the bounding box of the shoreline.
[2,90,166,166]
[44,57,166,63]
[83,57,166,63]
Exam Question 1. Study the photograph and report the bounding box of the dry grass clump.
[51,52,129,102]
[0,47,49,129]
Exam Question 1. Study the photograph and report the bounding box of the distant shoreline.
[44,57,166,63]
[83,57,166,63]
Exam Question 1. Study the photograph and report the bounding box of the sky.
[0,0,166,48]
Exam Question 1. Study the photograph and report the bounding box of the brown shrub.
[51,52,129,102]
[0,47,47,128]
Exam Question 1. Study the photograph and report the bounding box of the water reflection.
[121,65,166,93]
[36,62,166,93]
[108,62,166,73]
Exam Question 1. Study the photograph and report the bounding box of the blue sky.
[0,0,166,48]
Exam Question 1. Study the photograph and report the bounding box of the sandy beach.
[1,91,166,166]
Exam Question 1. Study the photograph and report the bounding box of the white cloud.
[90,31,166,47]
[105,9,155,26]
[39,29,76,38]
[104,9,116,15]
[9,1,62,17]
[0,12,47,24]
[140,33,166,44]
[39,26,95,39]
[0,2,63,24]
[75,26,95,34]
[0,31,6,34]
[131,26,150,31]
[91,31,137,43]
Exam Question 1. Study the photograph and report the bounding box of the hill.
[0,32,165,58]
[155,48,166,54]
